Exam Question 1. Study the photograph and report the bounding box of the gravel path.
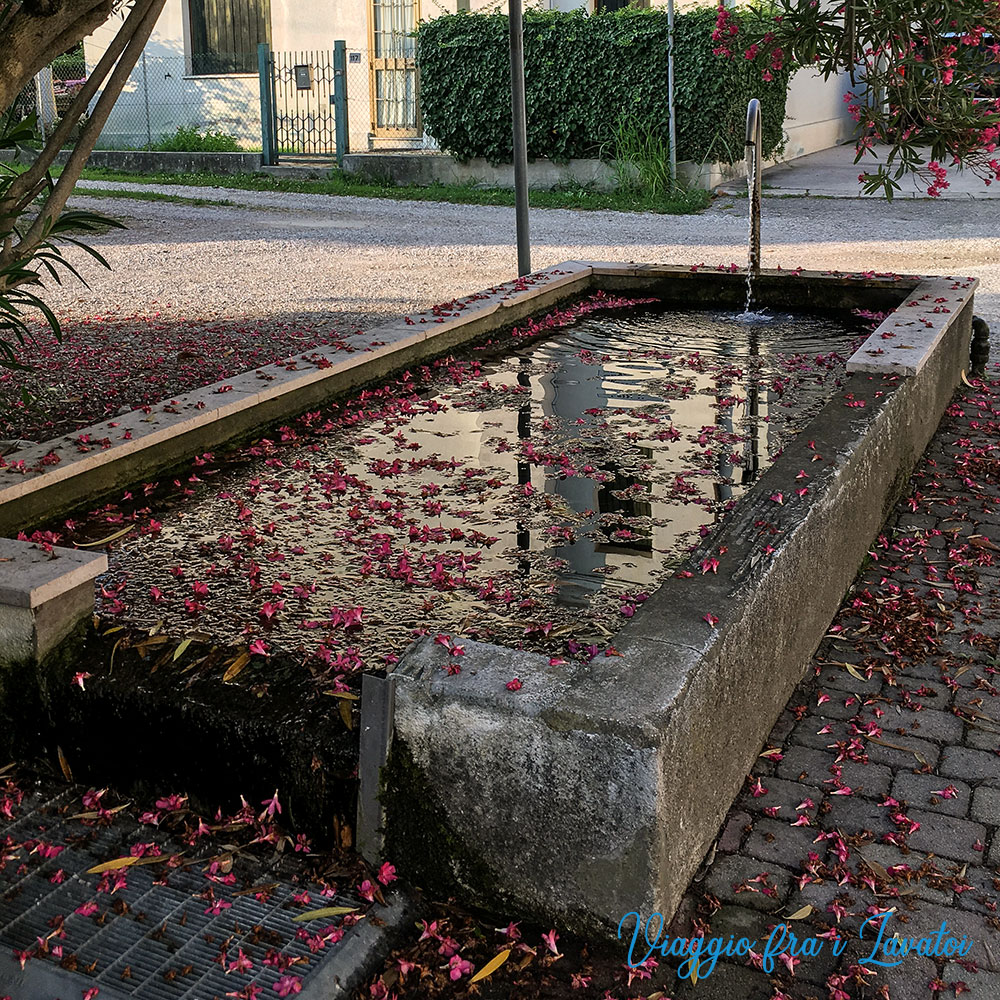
[60,182,1000,339]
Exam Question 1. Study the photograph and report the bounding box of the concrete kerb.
[339,151,783,194]
[0,149,265,176]
[385,271,978,934]
[0,539,106,666]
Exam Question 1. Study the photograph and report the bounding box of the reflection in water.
[91,307,863,666]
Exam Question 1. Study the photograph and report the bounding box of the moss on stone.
[380,737,500,902]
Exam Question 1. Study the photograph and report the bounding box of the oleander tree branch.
[717,0,1000,198]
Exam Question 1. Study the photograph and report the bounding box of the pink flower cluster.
[926,160,950,197]
[711,1,739,58]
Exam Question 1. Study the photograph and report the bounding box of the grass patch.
[70,187,238,209]
[74,166,711,214]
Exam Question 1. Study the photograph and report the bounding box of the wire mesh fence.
[5,51,85,141]
[20,49,262,151]
[8,81,37,128]
[89,51,262,150]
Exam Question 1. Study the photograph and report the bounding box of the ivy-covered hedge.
[416,7,790,165]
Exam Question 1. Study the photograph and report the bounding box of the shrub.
[738,0,1000,197]
[154,125,242,153]
[50,44,86,83]
[416,7,790,166]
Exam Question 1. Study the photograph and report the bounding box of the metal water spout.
[746,98,762,275]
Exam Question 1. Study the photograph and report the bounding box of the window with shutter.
[188,0,271,75]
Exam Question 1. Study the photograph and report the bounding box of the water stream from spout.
[737,150,769,322]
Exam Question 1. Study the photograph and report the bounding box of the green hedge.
[416,7,790,166]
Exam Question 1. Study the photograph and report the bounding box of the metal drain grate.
[0,789,409,1000]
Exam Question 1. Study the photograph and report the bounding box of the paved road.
[748,143,1000,200]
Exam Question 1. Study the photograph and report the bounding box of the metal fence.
[91,51,262,150]
[267,48,339,156]
[261,46,417,162]
[15,44,432,159]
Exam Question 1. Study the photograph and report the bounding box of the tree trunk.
[0,0,115,114]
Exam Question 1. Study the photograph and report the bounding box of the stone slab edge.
[847,277,980,375]
[0,264,594,535]
[0,538,107,609]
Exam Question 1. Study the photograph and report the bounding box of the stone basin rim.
[0,264,969,540]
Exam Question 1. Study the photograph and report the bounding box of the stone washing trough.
[376,265,979,934]
[0,263,979,935]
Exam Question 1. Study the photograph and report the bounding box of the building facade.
[84,0,851,161]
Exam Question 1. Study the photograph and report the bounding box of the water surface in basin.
[70,302,866,669]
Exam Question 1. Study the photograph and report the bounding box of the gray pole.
[746,98,762,275]
[333,41,350,168]
[508,0,531,276]
[667,0,677,188]
[141,50,152,149]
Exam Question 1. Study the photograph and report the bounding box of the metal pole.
[34,68,57,142]
[33,74,46,143]
[257,42,274,166]
[508,0,531,276]
[141,50,152,149]
[356,673,397,865]
[333,41,350,168]
[745,98,762,275]
[667,0,677,189]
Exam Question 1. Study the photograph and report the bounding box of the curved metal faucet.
[746,98,762,275]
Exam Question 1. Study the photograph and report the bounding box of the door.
[368,0,420,138]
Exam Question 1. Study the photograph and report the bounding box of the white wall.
[85,1,261,148]
[780,66,855,161]
[84,0,378,151]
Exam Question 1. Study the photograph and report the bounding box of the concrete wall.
[780,65,856,160]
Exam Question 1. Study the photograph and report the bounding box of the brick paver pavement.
[660,370,1000,998]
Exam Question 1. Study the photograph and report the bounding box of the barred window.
[188,0,271,75]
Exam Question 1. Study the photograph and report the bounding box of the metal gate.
[258,43,349,164]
